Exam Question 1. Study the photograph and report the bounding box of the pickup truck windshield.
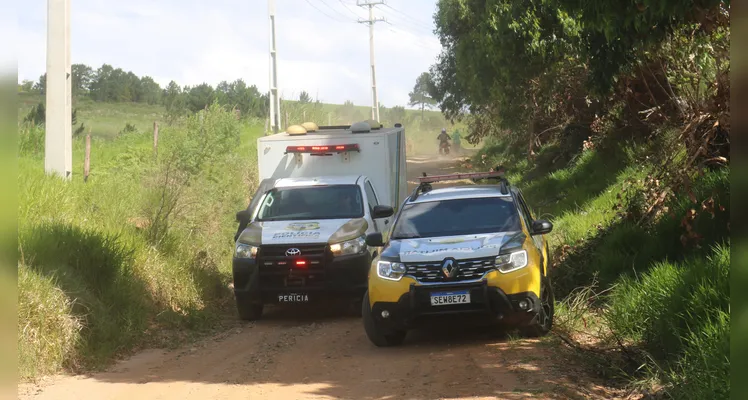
[256,185,364,221]
[391,197,521,239]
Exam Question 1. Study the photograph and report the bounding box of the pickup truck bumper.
[232,248,371,305]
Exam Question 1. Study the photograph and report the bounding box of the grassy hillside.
[467,127,729,398]
[18,102,263,379]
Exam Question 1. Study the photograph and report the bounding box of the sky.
[17,0,443,108]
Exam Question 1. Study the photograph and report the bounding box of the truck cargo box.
[256,123,408,210]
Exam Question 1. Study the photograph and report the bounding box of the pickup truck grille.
[257,244,329,288]
[405,256,496,283]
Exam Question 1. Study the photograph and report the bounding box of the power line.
[304,0,352,23]
[337,0,362,18]
[381,3,434,31]
[316,0,358,22]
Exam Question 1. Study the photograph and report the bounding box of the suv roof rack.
[411,171,510,201]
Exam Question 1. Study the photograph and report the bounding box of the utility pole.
[45,0,72,179]
[268,0,281,134]
[357,1,385,122]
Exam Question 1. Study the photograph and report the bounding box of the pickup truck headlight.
[495,250,528,273]
[330,236,366,257]
[235,243,259,259]
[377,261,406,281]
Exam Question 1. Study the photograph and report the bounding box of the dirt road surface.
[19,153,622,400]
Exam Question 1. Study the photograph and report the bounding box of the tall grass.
[470,128,730,397]
[17,103,263,380]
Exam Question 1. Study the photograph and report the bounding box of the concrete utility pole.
[268,0,281,134]
[45,0,72,179]
[357,0,385,122]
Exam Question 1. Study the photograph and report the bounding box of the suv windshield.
[391,197,521,239]
[256,184,364,221]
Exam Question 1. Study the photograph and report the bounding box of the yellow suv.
[361,171,554,346]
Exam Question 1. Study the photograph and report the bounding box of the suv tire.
[236,294,264,321]
[362,291,406,347]
[521,275,554,337]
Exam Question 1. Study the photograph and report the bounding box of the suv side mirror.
[365,232,385,247]
[531,219,553,235]
[236,210,251,223]
[372,205,394,219]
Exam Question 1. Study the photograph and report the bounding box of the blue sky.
[17,0,443,108]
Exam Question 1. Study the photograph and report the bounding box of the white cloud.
[17,0,442,107]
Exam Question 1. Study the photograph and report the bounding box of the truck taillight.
[285,144,360,154]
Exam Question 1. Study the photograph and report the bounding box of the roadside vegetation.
[430,0,730,397]
[17,102,263,379]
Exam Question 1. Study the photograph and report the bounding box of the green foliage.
[17,103,263,379]
[298,91,312,104]
[606,243,730,399]
[408,72,437,118]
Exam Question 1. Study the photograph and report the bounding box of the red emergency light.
[418,171,505,184]
[295,260,307,268]
[284,143,360,154]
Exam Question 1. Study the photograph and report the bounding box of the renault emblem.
[286,248,301,257]
[442,258,458,278]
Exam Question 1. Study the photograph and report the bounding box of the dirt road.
[19,154,620,400]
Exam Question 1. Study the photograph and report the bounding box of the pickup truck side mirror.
[372,205,394,219]
[365,232,385,247]
[531,219,553,235]
[236,210,251,223]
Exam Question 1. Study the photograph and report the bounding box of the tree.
[33,74,46,94]
[19,80,34,93]
[71,64,93,97]
[299,91,312,104]
[408,72,437,120]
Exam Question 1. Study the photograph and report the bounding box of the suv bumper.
[232,252,371,304]
[369,279,541,330]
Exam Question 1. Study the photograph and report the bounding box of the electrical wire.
[316,0,358,22]
[381,3,434,31]
[304,0,354,23]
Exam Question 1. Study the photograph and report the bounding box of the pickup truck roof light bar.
[284,143,361,154]
[411,170,510,201]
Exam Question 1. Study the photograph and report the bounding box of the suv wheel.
[236,294,264,321]
[362,291,406,347]
[521,275,554,337]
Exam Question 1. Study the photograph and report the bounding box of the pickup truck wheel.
[236,294,263,321]
[520,276,554,338]
[362,291,406,347]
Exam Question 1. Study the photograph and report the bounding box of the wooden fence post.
[84,132,91,183]
[153,121,159,158]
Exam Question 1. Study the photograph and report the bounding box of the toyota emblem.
[286,248,301,257]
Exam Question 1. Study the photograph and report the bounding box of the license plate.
[277,293,309,303]
[430,290,471,306]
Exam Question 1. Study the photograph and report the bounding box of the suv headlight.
[495,250,528,273]
[235,243,259,259]
[330,236,366,257]
[377,260,406,281]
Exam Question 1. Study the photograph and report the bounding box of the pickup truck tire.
[362,291,406,347]
[520,275,554,337]
[236,295,263,321]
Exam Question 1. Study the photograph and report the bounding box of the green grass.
[17,103,264,380]
[470,127,730,398]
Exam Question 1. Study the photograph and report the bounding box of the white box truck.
[231,121,408,320]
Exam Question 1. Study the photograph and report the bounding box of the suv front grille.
[405,256,496,283]
[257,244,329,288]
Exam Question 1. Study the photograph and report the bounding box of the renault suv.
[361,171,554,346]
